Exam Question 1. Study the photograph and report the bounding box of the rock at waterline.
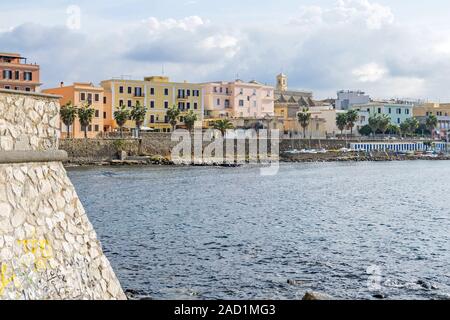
[302,292,334,300]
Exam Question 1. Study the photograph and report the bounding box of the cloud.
[1,0,450,101]
[352,63,388,82]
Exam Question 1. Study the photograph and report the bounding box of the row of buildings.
[1,51,449,139]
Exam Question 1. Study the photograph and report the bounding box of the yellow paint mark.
[17,238,53,271]
[0,263,15,296]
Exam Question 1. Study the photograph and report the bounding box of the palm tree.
[213,119,234,136]
[130,101,147,138]
[183,110,198,132]
[368,114,380,138]
[297,108,311,139]
[426,114,438,139]
[346,110,359,137]
[60,101,77,139]
[113,105,130,138]
[387,124,400,136]
[77,103,95,139]
[336,113,348,139]
[378,114,391,137]
[407,117,419,138]
[167,105,181,132]
[400,121,410,138]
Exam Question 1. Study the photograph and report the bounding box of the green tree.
[167,105,181,131]
[400,121,410,138]
[113,105,130,138]
[346,110,359,137]
[407,117,419,137]
[336,113,348,139]
[368,114,380,138]
[60,101,77,139]
[387,124,400,136]
[378,114,391,137]
[130,101,147,138]
[358,124,372,136]
[426,114,438,139]
[213,119,234,136]
[183,110,198,132]
[77,103,95,139]
[297,108,311,139]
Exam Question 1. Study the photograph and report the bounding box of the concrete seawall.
[0,89,125,300]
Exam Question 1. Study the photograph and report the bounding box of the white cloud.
[352,63,388,82]
[143,16,206,33]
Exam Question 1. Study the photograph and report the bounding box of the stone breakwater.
[0,89,125,300]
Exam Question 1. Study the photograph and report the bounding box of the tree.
[358,124,372,136]
[60,101,77,139]
[426,114,438,139]
[167,105,181,131]
[113,105,130,138]
[346,110,359,137]
[213,119,234,136]
[77,103,95,139]
[368,114,380,138]
[400,121,410,138]
[183,110,198,132]
[336,113,348,139]
[407,117,419,137]
[378,114,391,137]
[297,108,311,139]
[130,101,147,138]
[387,124,400,136]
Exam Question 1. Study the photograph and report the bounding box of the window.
[24,72,32,81]
[150,101,155,109]
[388,108,392,114]
[397,118,401,124]
[164,101,169,109]
[25,87,31,92]
[88,125,92,132]
[119,86,124,93]
[103,112,107,119]
[378,108,381,114]
[187,90,191,96]
[135,87,142,97]
[187,102,191,110]
[15,71,20,80]
[397,108,401,114]
[103,96,107,104]
[150,88,155,95]
[3,70,12,80]
[406,109,410,115]
[4,85,11,89]
[119,100,124,106]
[214,87,217,93]
[94,125,99,132]
[253,101,257,108]
[164,116,169,123]
[217,98,221,106]
[239,100,244,107]
[150,115,155,123]
[95,94,100,102]
[164,88,169,96]
[80,93,86,101]
[14,87,19,91]
[194,102,198,110]
[95,110,99,117]
[128,87,132,94]
[128,100,132,107]
[224,100,230,108]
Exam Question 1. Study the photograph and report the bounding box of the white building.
[336,90,370,110]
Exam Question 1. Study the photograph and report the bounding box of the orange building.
[43,82,113,139]
[0,52,41,92]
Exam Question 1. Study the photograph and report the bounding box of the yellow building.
[101,76,204,132]
[414,102,450,138]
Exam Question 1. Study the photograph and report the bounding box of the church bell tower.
[276,73,288,92]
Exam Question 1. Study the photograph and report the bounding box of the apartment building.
[43,82,111,138]
[414,102,450,138]
[202,79,274,121]
[351,102,414,127]
[101,76,204,132]
[0,52,41,92]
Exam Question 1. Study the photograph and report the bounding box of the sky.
[2,0,450,101]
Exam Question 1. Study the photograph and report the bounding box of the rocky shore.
[63,151,450,168]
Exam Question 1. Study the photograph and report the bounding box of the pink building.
[202,80,274,119]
